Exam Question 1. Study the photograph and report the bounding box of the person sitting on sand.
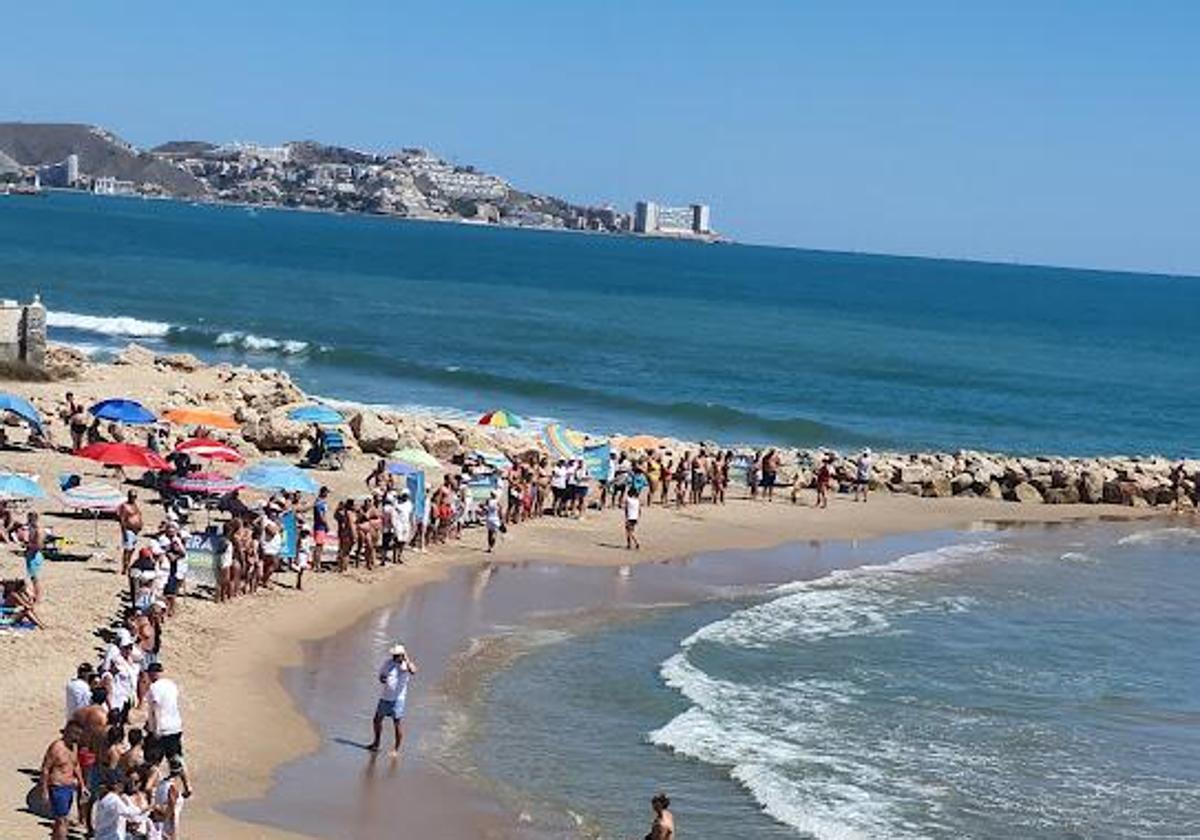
[3,578,42,627]
[368,643,418,755]
[645,793,674,840]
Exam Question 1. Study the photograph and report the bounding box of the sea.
[468,523,1200,840]
[1,191,1198,456]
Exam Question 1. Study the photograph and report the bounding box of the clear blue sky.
[3,1,1198,275]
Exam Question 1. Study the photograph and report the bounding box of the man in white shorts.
[368,643,418,756]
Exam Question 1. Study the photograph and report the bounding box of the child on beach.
[624,487,641,550]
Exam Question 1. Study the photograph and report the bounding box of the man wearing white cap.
[854,449,873,503]
[368,643,418,755]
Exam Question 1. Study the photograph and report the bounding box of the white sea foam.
[1116,527,1200,547]
[650,541,1007,838]
[216,331,310,354]
[47,310,172,338]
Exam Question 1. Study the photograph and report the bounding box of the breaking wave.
[47,310,172,338]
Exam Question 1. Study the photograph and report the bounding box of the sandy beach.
[0,350,1169,839]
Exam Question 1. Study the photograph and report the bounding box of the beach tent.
[394,447,439,469]
[173,438,245,463]
[542,423,585,460]
[0,473,45,500]
[75,442,170,471]
[0,392,43,432]
[478,409,521,429]
[287,404,344,426]
[90,398,157,425]
[236,460,320,494]
[163,408,239,430]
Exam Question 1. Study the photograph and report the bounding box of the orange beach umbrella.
[163,407,240,430]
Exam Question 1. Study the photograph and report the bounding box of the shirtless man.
[645,792,675,840]
[25,511,46,603]
[73,685,111,829]
[39,720,86,840]
[118,491,143,577]
[63,392,89,452]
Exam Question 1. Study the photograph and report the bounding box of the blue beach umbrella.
[0,392,43,431]
[0,472,45,500]
[90,398,157,424]
[237,460,321,494]
[287,404,344,426]
[387,461,420,476]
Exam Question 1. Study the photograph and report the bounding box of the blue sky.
[3,1,1198,275]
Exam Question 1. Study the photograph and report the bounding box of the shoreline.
[187,498,1162,840]
[0,348,1181,839]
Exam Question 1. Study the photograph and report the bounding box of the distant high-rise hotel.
[633,200,712,236]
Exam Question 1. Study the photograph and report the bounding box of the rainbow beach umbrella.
[542,423,585,459]
[477,409,521,429]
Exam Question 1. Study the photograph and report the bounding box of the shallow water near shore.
[226,519,1200,839]
[5,191,1199,455]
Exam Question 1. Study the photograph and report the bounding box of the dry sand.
[0,361,1169,839]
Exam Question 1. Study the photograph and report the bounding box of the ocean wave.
[214,331,310,355]
[1116,527,1200,547]
[47,309,172,338]
[684,541,1003,650]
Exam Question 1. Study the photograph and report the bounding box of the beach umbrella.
[394,447,439,469]
[0,392,43,432]
[166,471,243,496]
[542,423,585,459]
[60,481,123,546]
[287,404,344,426]
[173,438,245,463]
[0,472,45,500]
[387,461,421,476]
[90,398,157,425]
[75,442,170,471]
[237,460,320,494]
[477,409,521,429]
[616,434,665,452]
[475,450,512,470]
[163,407,239,430]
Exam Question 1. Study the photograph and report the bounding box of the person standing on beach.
[853,449,873,502]
[312,486,330,571]
[624,485,641,550]
[118,491,143,578]
[816,456,834,509]
[40,720,86,840]
[368,643,418,755]
[761,449,780,501]
[145,662,194,799]
[64,392,89,452]
[484,490,503,552]
[24,510,46,603]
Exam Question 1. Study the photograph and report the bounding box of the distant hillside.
[0,148,19,175]
[0,123,207,196]
[150,140,218,158]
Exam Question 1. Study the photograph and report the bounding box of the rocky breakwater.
[793,449,1199,510]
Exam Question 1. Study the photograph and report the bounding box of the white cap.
[116,628,133,647]
[390,643,407,658]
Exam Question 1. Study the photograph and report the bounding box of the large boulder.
[422,428,461,461]
[1079,471,1105,504]
[1009,482,1043,504]
[242,410,307,454]
[114,343,156,366]
[1043,486,1081,505]
[982,480,1005,500]
[1103,480,1142,506]
[923,475,953,498]
[156,352,203,373]
[349,410,399,455]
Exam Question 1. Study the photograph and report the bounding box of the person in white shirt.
[368,643,418,756]
[144,662,193,798]
[392,491,413,562]
[65,662,95,722]
[92,774,150,840]
[624,488,641,551]
[103,632,139,720]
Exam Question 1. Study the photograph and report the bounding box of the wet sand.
[222,522,1092,839]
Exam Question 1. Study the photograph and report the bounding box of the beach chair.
[319,430,347,471]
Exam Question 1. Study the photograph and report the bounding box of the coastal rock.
[44,344,89,379]
[1043,486,1081,505]
[349,410,399,455]
[242,410,307,453]
[114,343,156,366]
[923,475,953,498]
[1009,482,1043,504]
[1103,480,1142,506]
[423,428,461,461]
[156,352,203,372]
[1079,472,1105,504]
[951,472,975,494]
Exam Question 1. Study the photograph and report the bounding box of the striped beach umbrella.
[542,423,586,459]
[166,472,243,496]
[163,407,239,430]
[0,473,45,500]
[173,438,245,463]
[61,482,123,511]
[478,409,521,429]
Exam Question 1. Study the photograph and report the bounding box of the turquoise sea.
[1,191,1197,456]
